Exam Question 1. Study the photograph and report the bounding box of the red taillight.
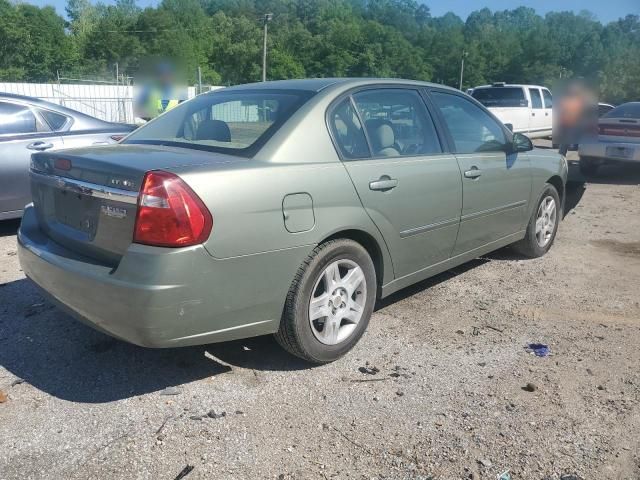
[133,171,213,247]
[54,158,72,171]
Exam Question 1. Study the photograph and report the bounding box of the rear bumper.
[18,205,304,347]
[578,141,640,162]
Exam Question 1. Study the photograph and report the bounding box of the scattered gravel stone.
[159,386,182,396]
[207,410,226,419]
[522,382,538,392]
[358,366,379,375]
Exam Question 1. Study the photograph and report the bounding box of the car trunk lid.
[30,144,240,265]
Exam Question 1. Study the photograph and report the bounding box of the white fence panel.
[0,83,224,124]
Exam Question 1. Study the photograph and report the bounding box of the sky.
[21,0,640,23]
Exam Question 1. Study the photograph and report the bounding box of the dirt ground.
[1,149,639,480]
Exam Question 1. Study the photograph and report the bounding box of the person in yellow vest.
[135,63,183,121]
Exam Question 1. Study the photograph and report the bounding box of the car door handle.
[27,141,54,151]
[369,176,398,191]
[531,112,536,116]
[464,167,482,179]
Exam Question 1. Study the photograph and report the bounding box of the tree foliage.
[0,0,638,102]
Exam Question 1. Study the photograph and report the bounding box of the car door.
[328,87,462,279]
[428,90,531,256]
[541,88,553,132]
[0,101,63,217]
[528,87,547,137]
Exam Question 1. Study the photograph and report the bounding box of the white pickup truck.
[471,83,553,139]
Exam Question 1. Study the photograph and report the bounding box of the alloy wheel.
[308,259,367,345]
[535,195,557,247]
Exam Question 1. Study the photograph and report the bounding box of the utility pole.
[262,13,273,82]
[459,50,468,91]
[197,66,202,94]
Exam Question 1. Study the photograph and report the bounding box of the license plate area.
[606,146,633,159]
[54,189,100,238]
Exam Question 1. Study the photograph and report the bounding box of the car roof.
[473,84,548,89]
[0,91,117,129]
[0,92,102,117]
[216,78,459,94]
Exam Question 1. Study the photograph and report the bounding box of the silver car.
[0,93,135,219]
[579,102,640,175]
[18,79,567,363]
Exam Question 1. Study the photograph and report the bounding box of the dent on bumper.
[17,206,298,347]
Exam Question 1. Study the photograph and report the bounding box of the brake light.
[133,171,212,247]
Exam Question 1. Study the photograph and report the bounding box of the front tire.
[275,239,376,364]
[513,184,560,258]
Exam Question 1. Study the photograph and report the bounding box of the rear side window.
[432,91,507,154]
[472,87,527,108]
[329,98,370,159]
[542,89,553,109]
[0,102,38,135]
[352,89,442,157]
[529,89,543,109]
[39,109,68,130]
[124,90,312,156]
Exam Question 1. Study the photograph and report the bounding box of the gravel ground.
[1,150,639,480]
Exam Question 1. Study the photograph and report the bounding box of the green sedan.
[18,78,567,363]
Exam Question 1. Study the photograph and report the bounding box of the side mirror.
[504,123,514,132]
[511,132,533,153]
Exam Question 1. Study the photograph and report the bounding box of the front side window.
[472,87,527,108]
[329,98,370,159]
[529,89,543,109]
[542,89,553,109]
[124,90,312,156]
[0,102,38,135]
[432,91,507,154]
[352,89,441,157]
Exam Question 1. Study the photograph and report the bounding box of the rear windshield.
[604,103,640,119]
[124,89,313,156]
[472,87,527,108]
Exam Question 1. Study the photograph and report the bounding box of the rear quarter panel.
[175,160,393,278]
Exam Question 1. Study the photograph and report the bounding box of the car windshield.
[124,89,312,156]
[604,103,640,119]
[472,87,527,107]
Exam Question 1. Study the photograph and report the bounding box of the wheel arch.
[320,229,390,297]
[546,175,565,216]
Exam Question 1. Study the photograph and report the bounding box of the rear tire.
[275,239,376,364]
[512,183,560,258]
[579,156,599,176]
